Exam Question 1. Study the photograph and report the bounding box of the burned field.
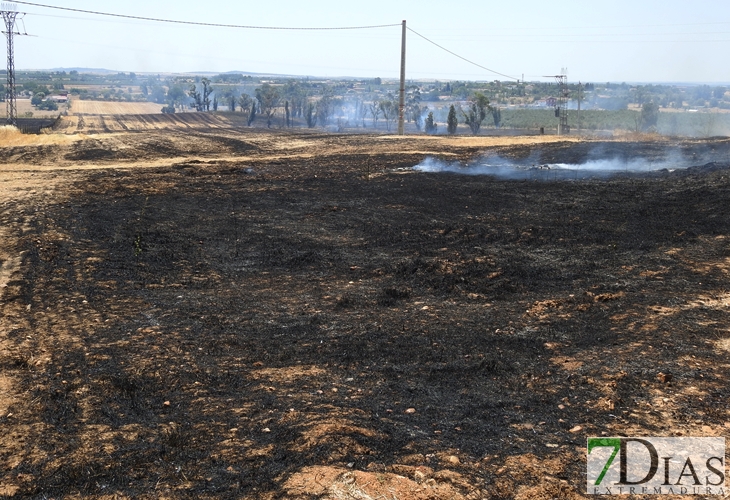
[1,129,730,498]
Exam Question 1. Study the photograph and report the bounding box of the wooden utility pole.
[577,81,583,134]
[397,20,406,135]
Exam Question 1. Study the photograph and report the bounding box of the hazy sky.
[9,0,730,83]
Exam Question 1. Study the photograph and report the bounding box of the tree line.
[154,77,507,135]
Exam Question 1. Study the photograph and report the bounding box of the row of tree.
[160,79,513,135]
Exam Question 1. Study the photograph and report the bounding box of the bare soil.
[1,122,729,499]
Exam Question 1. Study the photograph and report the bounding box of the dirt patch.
[0,128,729,498]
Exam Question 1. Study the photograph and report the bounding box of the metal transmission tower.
[544,69,570,134]
[1,3,25,127]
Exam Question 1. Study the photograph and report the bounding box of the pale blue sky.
[10,0,730,83]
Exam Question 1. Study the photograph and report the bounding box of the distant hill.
[33,67,361,80]
[48,67,120,75]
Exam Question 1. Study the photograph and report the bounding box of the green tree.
[380,99,398,132]
[31,92,46,106]
[218,87,238,112]
[149,85,167,104]
[316,94,333,126]
[255,83,281,128]
[640,101,659,131]
[492,107,502,128]
[305,102,316,128]
[247,101,257,126]
[238,93,253,115]
[425,111,437,134]
[283,80,306,118]
[167,84,187,111]
[188,84,203,111]
[368,99,381,129]
[406,87,423,130]
[38,99,58,111]
[201,78,213,111]
[447,105,458,135]
[189,78,214,111]
[461,92,490,135]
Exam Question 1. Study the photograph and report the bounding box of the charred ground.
[1,127,729,499]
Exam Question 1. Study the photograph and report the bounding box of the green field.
[497,109,730,137]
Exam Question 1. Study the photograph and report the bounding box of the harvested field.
[0,125,729,499]
[54,112,241,135]
[70,99,164,116]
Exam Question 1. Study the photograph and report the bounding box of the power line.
[406,27,519,81]
[12,1,400,30]
[15,1,534,83]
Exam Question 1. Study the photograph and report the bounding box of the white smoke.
[413,149,707,180]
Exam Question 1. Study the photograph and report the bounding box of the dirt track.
[1,122,729,499]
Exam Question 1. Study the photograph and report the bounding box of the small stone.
[405,407,416,414]
[569,425,583,433]
[262,427,271,433]
[163,401,170,407]
[331,387,338,393]
[447,455,460,465]
[657,372,672,383]
[546,443,559,448]
[558,404,565,410]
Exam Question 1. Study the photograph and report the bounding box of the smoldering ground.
[413,141,729,180]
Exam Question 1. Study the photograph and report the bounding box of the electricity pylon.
[1,3,27,126]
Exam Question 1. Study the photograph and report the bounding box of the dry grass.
[0,99,64,119]
[0,125,77,147]
[612,130,668,142]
